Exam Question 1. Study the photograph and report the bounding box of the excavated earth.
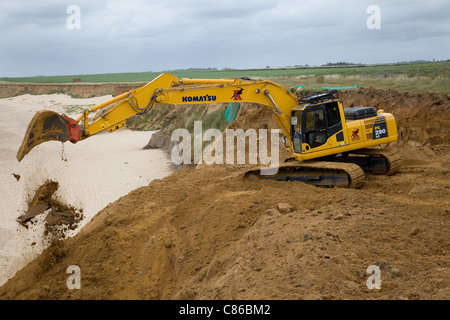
[0,86,449,300]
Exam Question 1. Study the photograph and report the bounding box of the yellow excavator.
[17,73,400,188]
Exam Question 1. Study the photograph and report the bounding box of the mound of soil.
[0,87,448,300]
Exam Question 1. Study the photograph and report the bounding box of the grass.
[270,74,450,95]
[63,104,95,114]
[1,61,448,95]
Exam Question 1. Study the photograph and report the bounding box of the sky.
[0,0,449,77]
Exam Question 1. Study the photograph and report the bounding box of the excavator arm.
[17,73,299,161]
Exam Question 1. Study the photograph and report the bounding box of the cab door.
[290,110,303,153]
[325,101,343,141]
[303,106,328,149]
[302,101,343,151]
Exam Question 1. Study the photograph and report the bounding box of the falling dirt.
[18,180,84,241]
[0,87,449,300]
[18,180,59,224]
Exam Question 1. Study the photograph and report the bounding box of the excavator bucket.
[17,111,80,162]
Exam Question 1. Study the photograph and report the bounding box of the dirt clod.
[18,180,84,239]
[277,203,294,214]
[18,180,59,224]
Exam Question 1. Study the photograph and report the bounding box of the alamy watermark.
[66,265,81,289]
[367,5,381,29]
[65,5,381,31]
[366,265,382,289]
[66,5,81,30]
[171,121,280,175]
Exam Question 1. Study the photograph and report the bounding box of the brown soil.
[0,87,449,300]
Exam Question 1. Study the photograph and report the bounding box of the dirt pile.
[0,88,448,300]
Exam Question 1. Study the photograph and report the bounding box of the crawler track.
[243,148,402,188]
[337,148,402,176]
[244,160,365,188]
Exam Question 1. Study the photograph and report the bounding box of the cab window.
[326,102,340,127]
[305,109,327,148]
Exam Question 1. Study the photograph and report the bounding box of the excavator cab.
[290,108,328,152]
[290,94,343,154]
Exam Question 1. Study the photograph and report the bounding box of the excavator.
[17,73,400,189]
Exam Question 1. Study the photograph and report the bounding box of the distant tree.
[323,62,362,66]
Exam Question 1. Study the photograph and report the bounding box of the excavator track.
[336,148,402,176]
[244,160,365,188]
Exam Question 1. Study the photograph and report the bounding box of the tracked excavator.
[17,73,400,189]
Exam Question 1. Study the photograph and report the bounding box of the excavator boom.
[17,73,298,161]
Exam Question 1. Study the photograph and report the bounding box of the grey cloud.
[0,0,448,77]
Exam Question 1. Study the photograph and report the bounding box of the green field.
[1,61,449,94]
